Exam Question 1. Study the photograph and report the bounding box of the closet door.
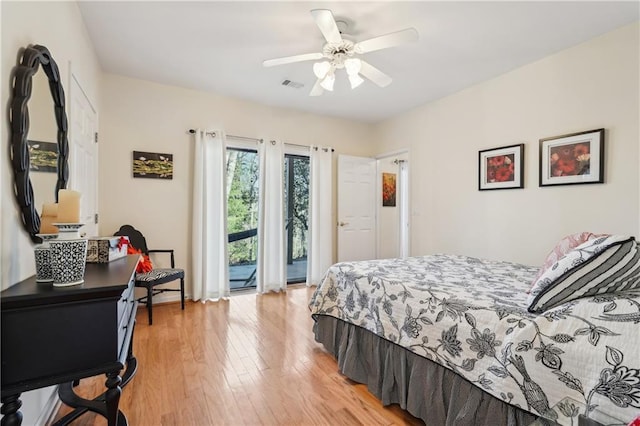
[68,72,98,237]
[337,155,376,262]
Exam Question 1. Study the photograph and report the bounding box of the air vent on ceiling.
[281,79,304,89]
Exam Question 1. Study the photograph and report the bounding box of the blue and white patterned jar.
[34,234,58,282]
[50,238,88,287]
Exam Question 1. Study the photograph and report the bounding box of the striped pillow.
[527,232,606,293]
[527,235,640,313]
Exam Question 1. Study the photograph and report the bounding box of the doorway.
[226,146,311,290]
[336,153,410,262]
[376,151,410,259]
[284,154,309,283]
[226,147,259,290]
[68,72,98,237]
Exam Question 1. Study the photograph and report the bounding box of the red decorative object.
[628,414,640,426]
[117,236,129,250]
[126,245,153,273]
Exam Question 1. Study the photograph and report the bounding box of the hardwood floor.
[52,286,423,425]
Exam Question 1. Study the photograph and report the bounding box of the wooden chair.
[114,224,185,325]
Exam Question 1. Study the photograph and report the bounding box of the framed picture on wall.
[27,140,58,173]
[539,128,604,187]
[478,144,524,191]
[382,172,397,207]
[132,151,174,179]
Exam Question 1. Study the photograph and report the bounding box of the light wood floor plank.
[52,286,423,425]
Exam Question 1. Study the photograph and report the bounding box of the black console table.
[1,255,140,426]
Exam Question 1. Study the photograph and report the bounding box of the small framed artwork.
[478,144,524,191]
[132,151,173,179]
[28,140,58,172]
[539,128,604,187]
[382,172,396,207]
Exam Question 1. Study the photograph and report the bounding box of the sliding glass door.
[284,154,309,284]
[225,146,310,289]
[227,147,259,290]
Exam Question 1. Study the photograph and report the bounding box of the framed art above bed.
[478,143,524,191]
[539,128,604,187]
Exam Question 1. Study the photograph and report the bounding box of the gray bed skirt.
[313,315,537,426]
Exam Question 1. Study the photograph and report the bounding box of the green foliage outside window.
[227,149,259,264]
[226,149,309,266]
[285,156,309,261]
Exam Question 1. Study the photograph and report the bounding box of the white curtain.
[307,146,333,286]
[192,129,229,301]
[256,140,285,293]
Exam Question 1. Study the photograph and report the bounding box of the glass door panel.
[226,147,259,290]
[284,154,309,284]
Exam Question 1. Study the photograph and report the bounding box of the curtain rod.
[283,141,335,153]
[187,129,263,143]
[188,129,334,152]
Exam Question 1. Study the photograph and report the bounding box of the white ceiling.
[78,1,639,123]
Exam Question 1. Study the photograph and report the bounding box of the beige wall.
[98,74,374,300]
[1,1,102,423]
[373,22,640,266]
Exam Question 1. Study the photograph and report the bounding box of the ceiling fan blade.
[309,79,324,96]
[310,9,343,44]
[355,28,418,54]
[359,60,392,88]
[263,52,323,67]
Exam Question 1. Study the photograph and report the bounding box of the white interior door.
[68,72,98,237]
[338,155,376,262]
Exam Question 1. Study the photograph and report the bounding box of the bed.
[309,237,640,425]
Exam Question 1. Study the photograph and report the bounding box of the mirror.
[9,44,69,243]
[28,69,59,218]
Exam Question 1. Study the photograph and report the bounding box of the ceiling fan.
[263,9,418,96]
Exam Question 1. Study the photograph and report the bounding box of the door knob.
[338,221,349,227]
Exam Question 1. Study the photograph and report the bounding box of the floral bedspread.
[309,254,640,422]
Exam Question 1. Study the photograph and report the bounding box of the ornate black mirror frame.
[9,45,69,243]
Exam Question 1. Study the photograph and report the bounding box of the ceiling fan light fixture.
[313,61,331,79]
[320,72,335,91]
[344,58,362,76]
[349,73,364,89]
[264,8,416,96]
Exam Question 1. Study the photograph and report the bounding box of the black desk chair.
[114,225,185,325]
